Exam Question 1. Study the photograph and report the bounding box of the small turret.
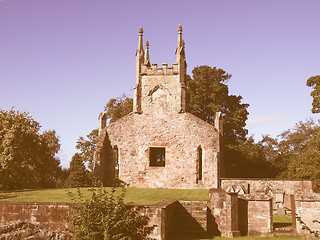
[133,27,145,113]
[144,40,151,67]
[98,112,107,135]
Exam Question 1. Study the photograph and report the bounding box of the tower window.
[149,147,165,167]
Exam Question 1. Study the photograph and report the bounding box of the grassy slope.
[0,187,210,205]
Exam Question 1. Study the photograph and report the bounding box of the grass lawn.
[0,187,210,205]
[273,214,292,224]
[199,238,303,240]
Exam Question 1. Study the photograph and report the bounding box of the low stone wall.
[0,202,73,231]
[140,200,178,240]
[239,194,273,236]
[221,178,313,195]
[294,193,320,237]
[221,178,312,210]
[0,200,178,240]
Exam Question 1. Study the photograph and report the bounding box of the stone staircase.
[171,201,208,239]
[273,223,301,238]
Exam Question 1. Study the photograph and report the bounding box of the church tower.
[133,25,187,116]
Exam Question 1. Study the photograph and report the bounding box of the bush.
[67,183,152,240]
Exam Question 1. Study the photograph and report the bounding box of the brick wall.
[294,193,320,237]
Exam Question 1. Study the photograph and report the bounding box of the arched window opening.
[113,146,119,178]
[197,146,202,182]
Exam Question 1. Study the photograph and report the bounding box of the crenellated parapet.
[141,63,179,76]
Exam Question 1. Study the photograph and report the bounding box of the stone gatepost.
[208,188,240,238]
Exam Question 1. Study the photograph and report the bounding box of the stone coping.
[238,194,272,201]
[295,193,320,201]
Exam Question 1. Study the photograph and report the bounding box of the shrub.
[67,183,152,240]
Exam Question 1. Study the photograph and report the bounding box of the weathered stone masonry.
[94,26,222,189]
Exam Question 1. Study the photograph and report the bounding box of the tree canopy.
[307,75,320,113]
[0,108,62,190]
[104,94,133,123]
[75,129,98,171]
[186,65,249,146]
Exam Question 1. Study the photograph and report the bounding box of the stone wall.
[221,178,312,210]
[294,193,320,237]
[0,200,179,240]
[0,202,73,230]
[239,194,273,236]
[95,112,221,189]
[208,188,240,238]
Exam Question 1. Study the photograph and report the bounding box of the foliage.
[75,129,98,171]
[306,75,320,113]
[104,94,133,124]
[276,119,320,192]
[0,108,62,190]
[224,136,278,178]
[186,65,249,146]
[66,153,87,187]
[67,184,152,240]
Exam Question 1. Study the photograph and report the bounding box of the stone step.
[175,212,207,218]
[175,217,207,224]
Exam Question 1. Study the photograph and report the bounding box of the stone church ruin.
[0,25,319,240]
[91,26,320,238]
[93,25,223,189]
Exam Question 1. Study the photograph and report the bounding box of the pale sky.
[1,0,320,168]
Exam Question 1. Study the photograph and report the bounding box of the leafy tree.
[0,108,62,190]
[224,136,278,178]
[104,94,133,124]
[66,153,87,187]
[307,75,320,113]
[67,185,152,240]
[276,119,320,192]
[75,129,98,171]
[186,65,249,146]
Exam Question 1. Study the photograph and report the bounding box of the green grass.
[0,187,210,205]
[198,237,303,240]
[273,214,292,224]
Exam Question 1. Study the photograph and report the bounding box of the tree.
[104,94,133,124]
[307,75,320,113]
[66,153,87,187]
[75,129,98,171]
[186,65,249,146]
[276,119,320,192]
[0,108,62,190]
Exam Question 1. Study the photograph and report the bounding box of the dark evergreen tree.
[67,153,87,187]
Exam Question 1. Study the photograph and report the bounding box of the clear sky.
[1,0,320,168]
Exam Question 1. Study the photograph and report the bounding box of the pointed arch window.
[113,146,119,177]
[197,146,202,182]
